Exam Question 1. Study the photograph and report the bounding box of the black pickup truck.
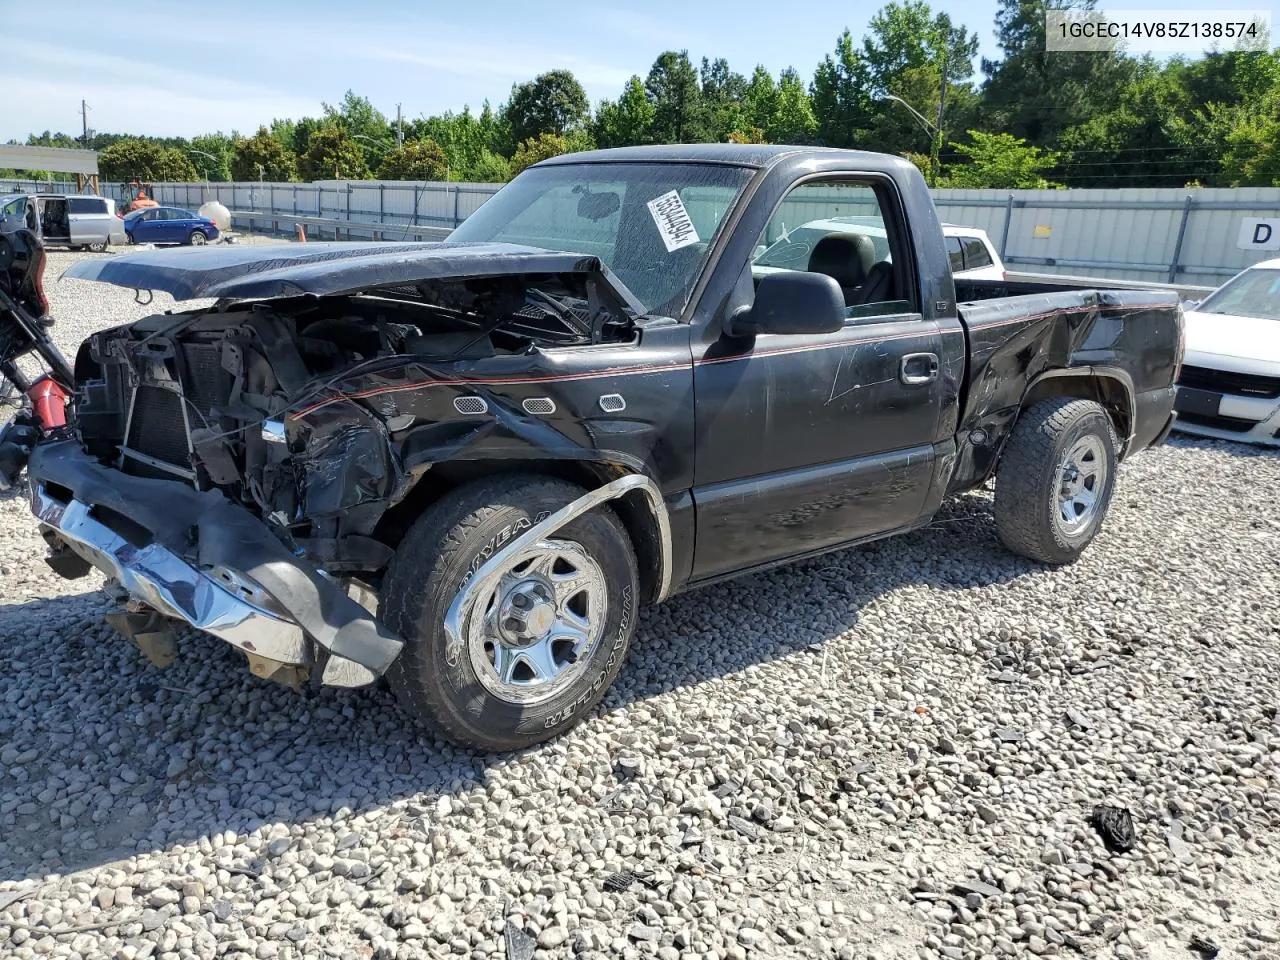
[0,145,1182,750]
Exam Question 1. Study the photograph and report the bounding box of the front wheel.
[383,475,639,751]
[994,398,1118,565]
[188,229,208,246]
[87,240,107,253]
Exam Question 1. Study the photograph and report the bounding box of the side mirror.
[1181,299,1200,311]
[726,271,846,337]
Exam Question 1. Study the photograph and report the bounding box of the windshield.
[1196,267,1280,321]
[449,161,753,315]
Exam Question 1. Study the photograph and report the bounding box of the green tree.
[700,57,749,141]
[863,1,978,94]
[98,139,198,181]
[981,0,1134,146]
[232,127,297,181]
[811,30,875,147]
[510,130,594,176]
[646,51,705,143]
[769,68,818,143]
[299,126,369,180]
[468,150,514,182]
[377,139,449,180]
[504,70,589,145]
[743,66,779,134]
[943,130,1062,188]
[593,76,656,148]
[189,133,235,181]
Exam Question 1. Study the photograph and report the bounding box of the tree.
[811,30,875,148]
[510,130,594,176]
[646,51,705,143]
[468,150,513,182]
[700,57,749,141]
[232,127,297,182]
[593,76,656,148]
[504,70,589,145]
[190,133,235,181]
[743,66,779,134]
[769,68,818,143]
[981,0,1134,146]
[377,139,449,180]
[299,126,369,180]
[98,139,198,182]
[943,130,1062,188]
[863,1,978,94]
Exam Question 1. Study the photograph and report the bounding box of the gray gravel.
[2,250,1279,960]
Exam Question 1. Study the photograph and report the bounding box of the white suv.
[753,216,1007,282]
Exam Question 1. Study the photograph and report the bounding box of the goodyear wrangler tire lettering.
[384,477,638,752]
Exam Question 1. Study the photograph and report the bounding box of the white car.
[752,217,1006,283]
[1174,259,1280,447]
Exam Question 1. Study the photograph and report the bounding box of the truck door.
[691,177,952,581]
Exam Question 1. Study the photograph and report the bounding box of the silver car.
[0,193,127,251]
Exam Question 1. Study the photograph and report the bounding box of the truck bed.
[946,279,1182,494]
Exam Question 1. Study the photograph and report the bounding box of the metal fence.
[7,175,1280,287]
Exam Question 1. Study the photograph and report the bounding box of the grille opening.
[89,504,154,548]
[453,396,488,415]
[1177,412,1259,433]
[1178,365,1280,399]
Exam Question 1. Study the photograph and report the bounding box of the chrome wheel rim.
[1055,435,1107,535]
[466,538,606,705]
[191,232,207,245]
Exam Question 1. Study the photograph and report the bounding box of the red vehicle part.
[28,376,69,430]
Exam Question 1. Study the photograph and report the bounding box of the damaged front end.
[31,242,643,688]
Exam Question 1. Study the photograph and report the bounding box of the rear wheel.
[87,240,107,253]
[383,475,639,751]
[188,230,207,246]
[994,398,1118,565]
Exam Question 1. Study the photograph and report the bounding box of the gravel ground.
[2,250,1279,960]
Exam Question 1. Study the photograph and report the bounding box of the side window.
[68,197,108,214]
[750,179,916,319]
[2,197,24,217]
[946,237,965,272]
[961,237,993,269]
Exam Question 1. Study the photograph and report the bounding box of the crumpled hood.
[60,240,643,311]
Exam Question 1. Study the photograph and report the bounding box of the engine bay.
[70,271,637,561]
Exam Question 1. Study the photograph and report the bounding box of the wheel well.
[1021,373,1133,456]
[372,459,665,604]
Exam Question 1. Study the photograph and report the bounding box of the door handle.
[900,352,939,385]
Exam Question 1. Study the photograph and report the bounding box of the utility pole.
[933,67,946,188]
[81,100,91,148]
[396,103,403,149]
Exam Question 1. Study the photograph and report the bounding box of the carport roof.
[0,145,98,175]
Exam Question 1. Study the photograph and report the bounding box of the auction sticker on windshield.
[647,191,700,253]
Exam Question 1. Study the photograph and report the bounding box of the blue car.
[124,207,220,246]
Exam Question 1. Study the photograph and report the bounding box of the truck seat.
[807,234,875,305]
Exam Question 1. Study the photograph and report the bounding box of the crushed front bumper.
[28,441,403,686]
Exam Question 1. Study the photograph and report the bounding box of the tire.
[994,398,1118,565]
[188,230,208,246]
[383,475,639,751]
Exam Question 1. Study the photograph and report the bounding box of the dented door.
[690,311,946,580]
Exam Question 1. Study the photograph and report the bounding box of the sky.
[2,0,1261,142]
